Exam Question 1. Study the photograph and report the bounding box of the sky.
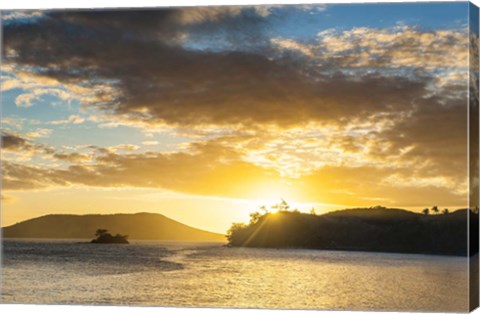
[1,2,478,233]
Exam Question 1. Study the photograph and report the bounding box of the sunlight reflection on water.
[1,239,469,311]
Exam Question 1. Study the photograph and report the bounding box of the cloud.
[1,131,56,165]
[49,115,85,125]
[14,88,72,107]
[1,110,468,205]
[2,161,66,190]
[1,65,112,109]
[142,141,159,146]
[109,144,140,151]
[271,38,314,57]
[177,7,244,25]
[1,132,29,151]
[2,142,285,201]
[53,152,93,163]
[313,26,469,70]
[298,165,467,207]
[1,8,473,208]
[3,9,440,129]
[24,128,52,138]
[2,10,44,21]
[1,117,24,130]
[1,131,53,154]
[2,139,467,208]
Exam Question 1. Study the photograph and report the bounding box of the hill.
[2,212,225,242]
[227,207,477,256]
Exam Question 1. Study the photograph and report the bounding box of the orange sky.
[1,4,476,233]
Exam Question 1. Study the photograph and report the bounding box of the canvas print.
[0,1,479,312]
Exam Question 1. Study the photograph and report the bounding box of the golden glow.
[1,184,344,233]
[1,12,472,238]
[247,180,297,203]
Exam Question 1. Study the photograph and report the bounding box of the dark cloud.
[3,8,432,128]
[1,131,53,154]
[2,132,29,151]
[381,95,467,177]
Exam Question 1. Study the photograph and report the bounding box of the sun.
[245,178,299,203]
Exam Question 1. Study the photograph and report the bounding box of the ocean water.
[0,239,469,311]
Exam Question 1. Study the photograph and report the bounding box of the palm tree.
[442,208,449,214]
[431,206,439,214]
[422,208,429,215]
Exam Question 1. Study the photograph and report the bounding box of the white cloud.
[24,128,52,138]
[2,10,44,21]
[1,117,24,130]
[271,38,313,57]
[142,141,159,146]
[3,65,119,109]
[50,115,86,125]
[273,26,468,73]
[111,144,140,151]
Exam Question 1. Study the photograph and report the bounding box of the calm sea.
[0,239,469,312]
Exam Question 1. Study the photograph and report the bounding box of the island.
[2,213,225,242]
[226,201,479,256]
[91,229,129,244]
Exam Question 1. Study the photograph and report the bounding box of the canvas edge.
[0,9,5,306]
[469,1,480,312]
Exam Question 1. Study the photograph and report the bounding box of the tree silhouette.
[442,208,449,215]
[226,222,247,244]
[95,229,108,237]
[272,199,290,212]
[92,229,128,244]
[225,205,473,255]
[249,211,261,224]
[248,200,296,225]
[431,206,439,214]
[259,205,269,214]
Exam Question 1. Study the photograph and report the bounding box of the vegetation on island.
[227,200,479,256]
[91,229,129,244]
